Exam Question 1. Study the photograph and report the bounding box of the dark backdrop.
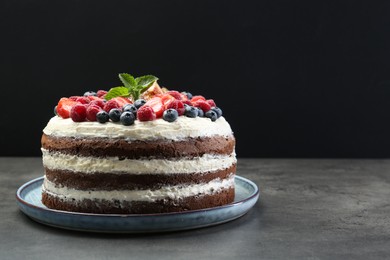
[1,0,390,158]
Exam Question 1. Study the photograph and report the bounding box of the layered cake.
[41,73,236,214]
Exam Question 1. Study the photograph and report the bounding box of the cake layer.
[42,149,236,174]
[44,164,236,190]
[43,116,234,141]
[41,134,235,159]
[42,187,235,214]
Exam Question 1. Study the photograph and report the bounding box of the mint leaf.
[105,86,129,100]
[119,73,137,90]
[135,75,158,89]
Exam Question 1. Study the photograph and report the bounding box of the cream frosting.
[43,116,233,141]
[42,175,235,202]
[42,148,236,174]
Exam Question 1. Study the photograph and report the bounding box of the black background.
[1,1,390,158]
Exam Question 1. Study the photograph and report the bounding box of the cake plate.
[16,175,259,233]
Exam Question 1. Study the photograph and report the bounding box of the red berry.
[166,90,183,100]
[57,98,78,118]
[103,99,120,113]
[69,96,79,101]
[70,104,87,122]
[97,90,108,98]
[111,97,132,107]
[206,99,216,107]
[76,96,90,104]
[165,100,185,116]
[193,100,212,112]
[89,99,105,109]
[191,95,206,103]
[182,100,192,106]
[161,94,175,107]
[137,106,156,121]
[86,105,101,121]
[87,96,103,102]
[144,97,164,118]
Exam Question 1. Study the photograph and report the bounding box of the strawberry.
[76,96,90,104]
[191,95,206,103]
[97,90,108,98]
[56,98,78,119]
[111,97,132,107]
[165,100,185,116]
[166,90,182,100]
[137,106,156,121]
[144,97,164,118]
[206,99,216,107]
[70,104,87,122]
[161,94,176,107]
[193,100,212,112]
[103,99,121,113]
[86,105,101,121]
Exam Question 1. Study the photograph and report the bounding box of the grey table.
[1,158,390,260]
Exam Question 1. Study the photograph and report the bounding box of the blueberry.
[109,108,122,122]
[182,91,193,99]
[184,106,198,118]
[123,104,137,114]
[83,91,97,96]
[134,99,146,109]
[54,106,58,116]
[211,107,223,118]
[205,110,218,121]
[96,111,109,123]
[163,109,179,122]
[120,111,135,126]
[197,108,204,117]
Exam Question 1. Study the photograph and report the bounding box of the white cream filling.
[42,175,235,202]
[42,149,236,174]
[43,116,233,141]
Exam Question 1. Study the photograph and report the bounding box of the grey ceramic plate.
[16,175,259,233]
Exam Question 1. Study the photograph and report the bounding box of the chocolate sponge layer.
[41,134,235,159]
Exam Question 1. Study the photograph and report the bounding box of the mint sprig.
[105,73,159,101]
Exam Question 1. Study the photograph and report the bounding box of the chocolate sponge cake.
[41,73,236,214]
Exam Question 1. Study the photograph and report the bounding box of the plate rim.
[16,175,259,218]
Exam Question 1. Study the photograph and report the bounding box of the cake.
[41,73,236,214]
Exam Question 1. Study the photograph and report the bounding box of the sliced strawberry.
[111,97,132,107]
[161,94,176,107]
[137,106,156,121]
[166,90,182,100]
[57,98,78,119]
[193,100,212,112]
[191,95,206,103]
[166,100,185,116]
[206,99,216,107]
[145,97,164,118]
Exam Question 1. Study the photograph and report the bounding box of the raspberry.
[165,100,185,116]
[166,90,182,100]
[103,99,120,113]
[193,100,212,112]
[70,104,87,122]
[57,98,78,118]
[206,99,216,107]
[137,106,156,121]
[89,99,105,109]
[191,95,206,103]
[86,105,101,121]
[144,97,164,118]
[182,100,192,106]
[76,96,90,104]
[69,96,79,101]
[97,90,108,98]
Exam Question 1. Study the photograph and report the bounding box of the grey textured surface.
[1,158,390,260]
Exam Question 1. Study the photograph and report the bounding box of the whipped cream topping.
[43,175,235,202]
[43,116,233,141]
[42,148,236,174]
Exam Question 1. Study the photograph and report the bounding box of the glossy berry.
[97,90,108,98]
[193,100,211,112]
[109,108,122,122]
[103,99,120,113]
[137,106,156,121]
[184,106,198,118]
[84,91,97,97]
[165,100,185,116]
[70,104,87,122]
[54,106,58,116]
[86,105,101,121]
[89,99,105,109]
[205,110,218,122]
[145,97,164,118]
[76,96,90,104]
[123,104,137,114]
[197,108,204,117]
[211,107,222,118]
[134,99,146,108]
[206,99,216,107]
[191,95,206,103]
[120,111,135,126]
[57,98,78,119]
[182,91,193,100]
[166,90,183,100]
[163,109,179,122]
[96,111,109,123]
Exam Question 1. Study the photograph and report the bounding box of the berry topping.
[134,99,146,108]
[163,109,179,122]
[211,107,223,118]
[70,104,87,122]
[89,99,105,109]
[75,96,90,105]
[182,99,192,106]
[197,107,204,117]
[182,91,193,99]
[193,100,212,112]
[206,99,216,107]
[96,111,109,123]
[84,91,97,97]
[86,105,101,121]
[144,97,164,118]
[108,108,122,122]
[165,100,185,116]
[97,90,108,98]
[166,90,183,100]
[161,94,176,107]
[103,99,121,113]
[205,110,218,121]
[184,106,198,118]
[120,111,136,126]
[191,95,206,103]
[69,96,79,101]
[137,106,156,121]
[123,104,137,114]
[57,98,78,119]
